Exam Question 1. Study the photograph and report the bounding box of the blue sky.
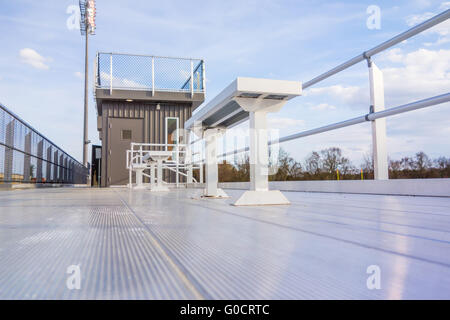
[0,0,449,166]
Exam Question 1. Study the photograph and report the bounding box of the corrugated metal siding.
[100,101,192,186]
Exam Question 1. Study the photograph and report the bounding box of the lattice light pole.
[79,0,96,168]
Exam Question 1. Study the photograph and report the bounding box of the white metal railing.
[187,9,450,180]
[127,142,202,188]
[95,52,205,98]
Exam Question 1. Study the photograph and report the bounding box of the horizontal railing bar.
[303,9,450,89]
[97,52,204,61]
[367,92,450,121]
[218,92,450,158]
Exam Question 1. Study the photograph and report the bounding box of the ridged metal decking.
[0,187,450,299]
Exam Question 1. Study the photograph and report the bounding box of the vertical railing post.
[368,59,389,180]
[152,56,155,96]
[4,119,15,182]
[109,53,113,96]
[202,60,206,92]
[190,59,194,98]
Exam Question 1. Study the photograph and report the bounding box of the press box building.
[94,53,205,187]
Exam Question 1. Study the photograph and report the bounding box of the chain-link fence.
[0,103,87,184]
[95,53,205,93]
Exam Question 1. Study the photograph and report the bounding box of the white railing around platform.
[126,142,203,190]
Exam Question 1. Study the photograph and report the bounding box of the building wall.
[99,100,192,187]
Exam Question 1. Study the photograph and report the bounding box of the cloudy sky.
[0,0,449,166]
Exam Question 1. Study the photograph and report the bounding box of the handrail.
[218,93,450,158]
[181,60,204,90]
[303,9,450,89]
[95,52,205,93]
[205,10,450,159]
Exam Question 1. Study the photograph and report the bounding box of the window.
[121,129,132,140]
[165,117,179,150]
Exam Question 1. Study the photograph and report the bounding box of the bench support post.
[234,110,290,206]
[135,168,145,189]
[204,128,228,198]
[150,163,156,190]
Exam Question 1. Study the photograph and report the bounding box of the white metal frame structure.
[213,11,449,171]
[184,9,450,205]
[126,142,202,191]
[185,77,302,205]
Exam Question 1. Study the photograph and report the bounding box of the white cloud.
[381,48,450,104]
[304,85,368,109]
[268,117,305,129]
[99,71,146,88]
[305,47,449,110]
[440,2,450,10]
[19,48,49,70]
[74,71,82,79]
[309,103,336,111]
[405,7,450,46]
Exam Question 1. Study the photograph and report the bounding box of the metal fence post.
[46,146,52,182]
[152,56,155,96]
[190,59,194,98]
[368,59,389,180]
[202,60,206,92]
[110,53,113,96]
[37,140,43,182]
[23,132,32,181]
[4,120,15,182]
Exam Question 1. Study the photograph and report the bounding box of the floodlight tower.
[79,0,96,167]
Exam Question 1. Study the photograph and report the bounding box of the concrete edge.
[216,179,450,197]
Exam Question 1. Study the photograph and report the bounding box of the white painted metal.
[127,142,201,189]
[204,129,228,198]
[369,61,389,180]
[185,77,302,130]
[135,168,145,189]
[152,151,171,192]
[218,92,450,159]
[303,9,450,89]
[186,77,301,205]
[150,163,156,189]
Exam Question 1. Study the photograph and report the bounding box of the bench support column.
[152,159,169,191]
[204,128,228,198]
[150,163,156,189]
[234,110,290,206]
[134,168,145,189]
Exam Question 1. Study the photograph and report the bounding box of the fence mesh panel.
[96,53,204,92]
[0,103,87,184]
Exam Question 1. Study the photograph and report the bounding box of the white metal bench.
[185,77,302,205]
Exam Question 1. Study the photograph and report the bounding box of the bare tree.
[304,151,321,175]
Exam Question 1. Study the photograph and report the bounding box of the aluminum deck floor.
[0,187,450,299]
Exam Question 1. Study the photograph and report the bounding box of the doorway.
[107,118,144,186]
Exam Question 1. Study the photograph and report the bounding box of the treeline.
[214,147,450,182]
